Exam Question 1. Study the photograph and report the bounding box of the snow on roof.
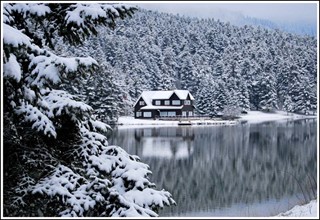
[140,91,157,106]
[151,91,173,100]
[140,106,183,110]
[175,90,195,100]
[134,90,194,107]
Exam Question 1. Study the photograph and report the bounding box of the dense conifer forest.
[57,9,317,122]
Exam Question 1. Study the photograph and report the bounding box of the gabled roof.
[134,90,194,107]
[175,90,195,100]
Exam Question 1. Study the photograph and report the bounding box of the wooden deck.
[178,121,192,126]
[156,115,212,121]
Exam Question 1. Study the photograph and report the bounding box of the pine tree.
[212,80,229,116]
[292,74,317,114]
[85,63,126,123]
[177,52,200,95]
[283,95,294,114]
[258,62,278,112]
[238,79,250,113]
[195,75,215,115]
[3,3,175,217]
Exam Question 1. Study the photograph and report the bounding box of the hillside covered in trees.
[58,9,317,123]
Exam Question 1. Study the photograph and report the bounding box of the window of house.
[184,100,191,105]
[136,112,142,117]
[143,112,152,117]
[155,100,161,105]
[164,100,170,105]
[189,111,193,116]
[168,111,176,116]
[172,100,181,105]
[182,111,187,117]
[139,101,145,106]
[160,111,168,117]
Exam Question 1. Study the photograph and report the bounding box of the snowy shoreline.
[276,199,318,217]
[238,110,317,124]
[117,111,317,129]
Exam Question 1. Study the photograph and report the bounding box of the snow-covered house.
[134,90,195,119]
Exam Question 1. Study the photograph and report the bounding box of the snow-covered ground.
[239,110,317,124]
[117,111,316,128]
[276,199,318,217]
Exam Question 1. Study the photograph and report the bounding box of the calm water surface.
[109,119,317,217]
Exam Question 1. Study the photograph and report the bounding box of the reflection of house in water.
[134,127,194,159]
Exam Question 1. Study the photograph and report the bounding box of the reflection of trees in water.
[110,120,317,216]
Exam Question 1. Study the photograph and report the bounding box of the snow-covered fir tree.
[257,63,278,112]
[283,94,294,114]
[212,80,229,116]
[3,3,175,217]
[195,74,216,115]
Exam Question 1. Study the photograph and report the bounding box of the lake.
[109,119,317,217]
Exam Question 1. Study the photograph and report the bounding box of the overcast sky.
[134,2,318,23]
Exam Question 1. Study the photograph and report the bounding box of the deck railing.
[155,115,212,121]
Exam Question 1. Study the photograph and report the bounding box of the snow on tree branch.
[87,143,176,217]
[3,23,32,48]
[15,102,57,138]
[42,90,93,118]
[32,164,104,217]
[4,3,137,48]
[65,3,109,26]
[27,126,175,217]
[4,3,51,20]
[64,3,137,27]
[28,52,98,87]
[3,54,22,82]
[89,119,111,133]
[102,146,176,217]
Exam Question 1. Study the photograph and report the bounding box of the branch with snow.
[42,90,92,118]
[3,54,22,82]
[28,126,175,217]
[3,23,32,49]
[4,3,137,48]
[89,143,176,217]
[32,164,108,217]
[15,102,57,138]
[28,52,98,88]
[88,119,112,133]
